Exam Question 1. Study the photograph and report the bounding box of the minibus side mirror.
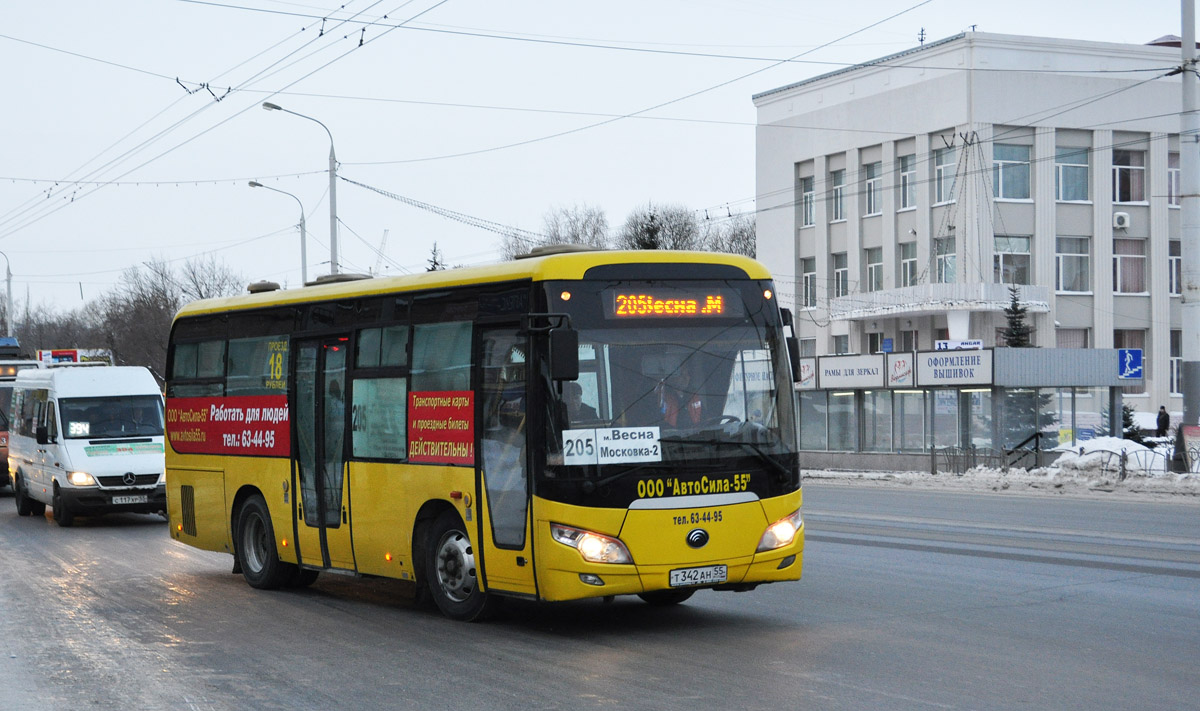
[36,425,50,445]
[549,327,580,382]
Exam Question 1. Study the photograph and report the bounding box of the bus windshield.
[60,395,165,439]
[541,279,798,499]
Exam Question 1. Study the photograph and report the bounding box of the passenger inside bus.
[656,361,703,427]
[563,381,598,423]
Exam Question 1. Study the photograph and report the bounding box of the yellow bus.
[165,248,804,620]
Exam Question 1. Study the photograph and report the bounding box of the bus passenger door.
[293,337,356,571]
[476,327,536,597]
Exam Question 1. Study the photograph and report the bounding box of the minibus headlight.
[756,509,803,552]
[550,523,633,564]
[68,471,96,487]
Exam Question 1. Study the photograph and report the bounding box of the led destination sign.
[604,289,743,319]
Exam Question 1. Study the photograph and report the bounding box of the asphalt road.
[0,483,1197,711]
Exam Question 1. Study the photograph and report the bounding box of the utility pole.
[1178,0,1200,467]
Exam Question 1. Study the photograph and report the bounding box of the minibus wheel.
[52,486,74,527]
[14,474,45,517]
[235,495,292,590]
[425,511,499,622]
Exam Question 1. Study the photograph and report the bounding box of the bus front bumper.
[58,485,167,516]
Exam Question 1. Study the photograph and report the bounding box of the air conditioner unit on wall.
[1113,212,1130,230]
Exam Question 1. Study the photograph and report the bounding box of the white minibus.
[9,366,166,526]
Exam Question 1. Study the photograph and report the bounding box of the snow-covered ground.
[805,436,1200,499]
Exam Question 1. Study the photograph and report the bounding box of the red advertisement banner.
[166,395,290,457]
[408,391,474,465]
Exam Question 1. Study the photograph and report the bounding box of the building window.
[900,242,918,287]
[934,237,956,284]
[899,329,917,352]
[993,144,1031,200]
[1056,237,1090,293]
[934,328,949,343]
[801,257,817,308]
[1169,152,1181,207]
[865,247,883,292]
[799,338,816,358]
[1112,149,1146,203]
[898,154,916,209]
[1055,147,1089,202]
[1113,238,1147,293]
[800,176,815,226]
[934,147,956,204]
[867,332,884,354]
[1113,329,1146,394]
[832,252,849,297]
[1171,329,1183,395]
[994,235,1031,285]
[1170,240,1182,296]
[832,334,849,354]
[1055,328,1089,349]
[830,169,846,221]
[863,162,882,216]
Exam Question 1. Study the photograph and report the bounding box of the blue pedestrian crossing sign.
[1118,348,1143,379]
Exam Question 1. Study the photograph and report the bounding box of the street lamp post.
[262,101,339,275]
[249,181,308,285]
[0,251,11,338]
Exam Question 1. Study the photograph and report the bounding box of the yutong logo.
[686,529,709,548]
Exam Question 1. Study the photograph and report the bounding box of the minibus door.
[292,337,356,571]
[475,327,536,596]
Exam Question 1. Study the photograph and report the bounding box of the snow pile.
[804,436,1200,497]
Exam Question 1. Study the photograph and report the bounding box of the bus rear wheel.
[638,589,696,606]
[235,495,292,590]
[425,511,499,622]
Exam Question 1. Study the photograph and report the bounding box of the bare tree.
[614,202,700,250]
[542,204,609,249]
[701,213,756,258]
[101,257,243,378]
[499,204,609,260]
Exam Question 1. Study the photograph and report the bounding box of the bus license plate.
[669,565,727,587]
[112,495,147,505]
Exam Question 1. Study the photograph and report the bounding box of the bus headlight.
[756,509,802,552]
[550,523,633,564]
[68,471,96,486]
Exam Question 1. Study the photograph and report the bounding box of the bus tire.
[235,495,291,590]
[638,589,696,606]
[14,474,44,517]
[425,511,498,622]
[52,486,74,527]
[288,567,320,588]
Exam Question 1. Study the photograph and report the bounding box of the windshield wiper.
[658,436,793,481]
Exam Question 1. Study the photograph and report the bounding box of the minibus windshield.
[60,395,165,439]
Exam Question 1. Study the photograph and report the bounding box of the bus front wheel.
[425,511,499,622]
[235,495,291,590]
[638,589,696,606]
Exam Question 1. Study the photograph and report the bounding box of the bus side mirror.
[780,307,794,328]
[36,425,50,445]
[786,336,802,383]
[549,327,579,381]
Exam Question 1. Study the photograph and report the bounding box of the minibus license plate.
[113,495,147,505]
[669,565,727,587]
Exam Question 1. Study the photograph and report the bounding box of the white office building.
[754,31,1188,419]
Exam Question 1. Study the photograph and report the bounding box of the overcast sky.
[0,0,1186,312]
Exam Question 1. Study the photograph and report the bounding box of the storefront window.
[828,392,858,451]
[799,390,828,451]
[894,390,926,450]
[962,389,993,449]
[862,390,892,452]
